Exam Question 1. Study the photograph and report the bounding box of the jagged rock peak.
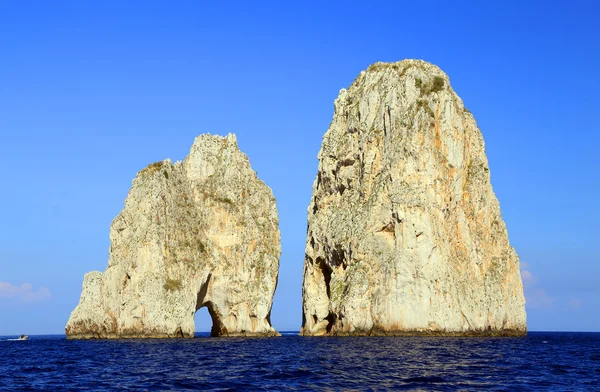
[301,59,527,336]
[66,133,281,339]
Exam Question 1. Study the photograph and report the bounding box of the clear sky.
[1,1,598,335]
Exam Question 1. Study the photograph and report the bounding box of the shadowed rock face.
[66,134,280,339]
[301,60,526,336]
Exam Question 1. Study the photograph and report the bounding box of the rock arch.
[66,134,281,339]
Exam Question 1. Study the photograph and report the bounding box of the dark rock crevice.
[316,257,332,298]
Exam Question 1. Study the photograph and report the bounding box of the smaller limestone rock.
[66,134,281,339]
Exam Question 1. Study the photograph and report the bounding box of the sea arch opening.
[194,307,212,337]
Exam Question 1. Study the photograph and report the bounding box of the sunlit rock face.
[66,134,280,339]
[301,60,526,336]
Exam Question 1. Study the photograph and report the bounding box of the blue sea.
[1,332,599,391]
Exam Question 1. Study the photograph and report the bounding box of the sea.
[1,332,598,391]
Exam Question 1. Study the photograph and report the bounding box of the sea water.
[1,332,599,390]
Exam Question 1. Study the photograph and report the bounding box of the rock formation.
[301,60,526,336]
[66,134,280,339]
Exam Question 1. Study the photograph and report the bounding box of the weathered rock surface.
[301,60,526,336]
[66,134,280,339]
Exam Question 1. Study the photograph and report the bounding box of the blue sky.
[0,1,598,335]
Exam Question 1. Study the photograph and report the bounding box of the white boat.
[6,335,28,341]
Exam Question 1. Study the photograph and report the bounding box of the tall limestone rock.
[301,60,526,336]
[66,134,280,339]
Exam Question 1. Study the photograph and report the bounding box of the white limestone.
[66,134,280,339]
[301,60,527,336]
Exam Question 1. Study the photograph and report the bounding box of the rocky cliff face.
[301,60,526,336]
[66,134,280,339]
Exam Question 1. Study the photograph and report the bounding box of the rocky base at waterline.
[300,329,527,337]
[301,60,527,337]
[66,134,281,339]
